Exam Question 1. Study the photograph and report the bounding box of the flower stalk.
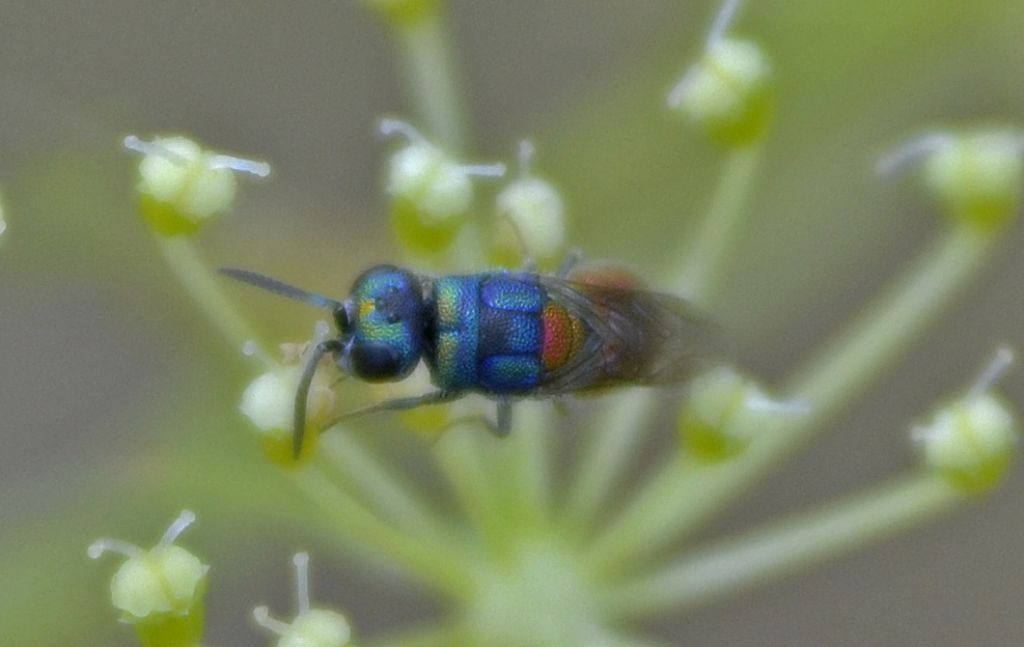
[390,4,468,153]
[672,144,763,301]
[583,220,1002,577]
[606,474,963,618]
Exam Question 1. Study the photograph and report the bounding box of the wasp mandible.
[222,259,715,457]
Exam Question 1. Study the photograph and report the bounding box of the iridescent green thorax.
[428,273,548,394]
[348,265,425,381]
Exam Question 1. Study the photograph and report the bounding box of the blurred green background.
[1,1,1023,645]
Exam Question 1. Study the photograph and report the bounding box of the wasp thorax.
[345,265,425,382]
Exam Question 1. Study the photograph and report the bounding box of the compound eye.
[348,342,401,382]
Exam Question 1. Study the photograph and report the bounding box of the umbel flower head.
[101,0,1022,644]
[89,510,208,647]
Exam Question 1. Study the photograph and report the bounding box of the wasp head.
[341,265,425,382]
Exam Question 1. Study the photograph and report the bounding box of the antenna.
[219,268,343,311]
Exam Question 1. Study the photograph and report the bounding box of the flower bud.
[680,366,805,460]
[125,135,270,236]
[382,118,504,253]
[669,37,773,146]
[490,141,567,270]
[89,511,208,647]
[923,131,1023,228]
[915,348,1018,491]
[240,359,334,465]
[916,394,1017,492]
[254,553,352,647]
[878,130,1024,228]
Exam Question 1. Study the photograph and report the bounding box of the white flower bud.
[670,39,773,146]
[125,135,269,236]
[879,130,1024,228]
[681,366,807,460]
[89,511,208,646]
[914,348,1018,491]
[381,118,504,253]
[668,1,772,146]
[916,395,1017,491]
[254,553,352,647]
[240,359,335,464]
[491,141,567,269]
[109,545,208,619]
[389,143,474,225]
[240,367,303,437]
[276,609,352,647]
[924,131,1023,227]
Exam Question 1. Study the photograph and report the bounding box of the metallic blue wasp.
[222,261,714,457]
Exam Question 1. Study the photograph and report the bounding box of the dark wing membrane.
[538,276,719,393]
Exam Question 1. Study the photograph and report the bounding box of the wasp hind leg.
[494,399,513,437]
[444,399,514,438]
[555,249,583,278]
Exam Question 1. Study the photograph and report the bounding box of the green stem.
[319,430,462,548]
[673,144,763,301]
[156,237,270,361]
[560,390,661,535]
[493,401,552,535]
[782,224,996,417]
[433,424,510,558]
[396,8,468,152]
[293,467,473,598]
[585,223,998,574]
[606,473,963,618]
[562,147,763,537]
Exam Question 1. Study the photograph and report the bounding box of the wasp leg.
[333,390,461,424]
[494,399,513,438]
[555,249,583,278]
[442,399,513,438]
[551,395,581,417]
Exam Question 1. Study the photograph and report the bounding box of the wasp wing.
[538,275,718,393]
